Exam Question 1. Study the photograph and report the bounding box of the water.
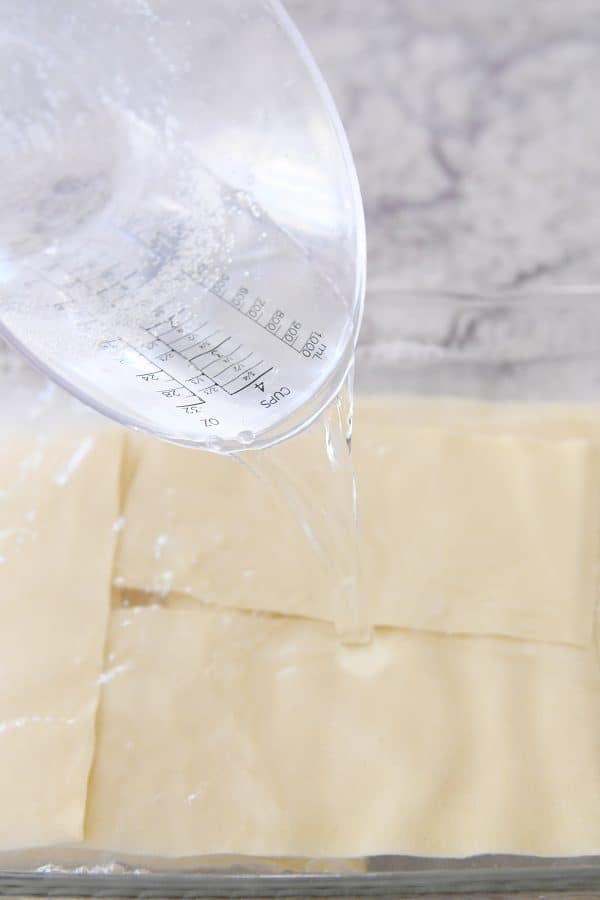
[238,368,371,644]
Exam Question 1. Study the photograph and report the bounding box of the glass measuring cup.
[0,0,365,451]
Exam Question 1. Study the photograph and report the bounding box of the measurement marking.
[147,314,179,333]
[119,341,204,402]
[155,349,176,363]
[186,276,307,356]
[224,341,243,359]
[156,374,192,393]
[261,320,305,354]
[221,358,262,388]
[188,337,230,363]
[157,386,194,398]
[231,366,274,395]
[155,312,196,339]
[272,330,303,353]
[169,313,202,337]
[200,355,230,373]
[154,343,201,366]
[211,349,251,380]
[180,328,220,356]
[176,401,206,410]
[149,309,188,336]
[136,369,162,381]
[200,343,243,374]
[169,321,209,347]
[145,331,225,373]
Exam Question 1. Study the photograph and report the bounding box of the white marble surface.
[287,0,600,293]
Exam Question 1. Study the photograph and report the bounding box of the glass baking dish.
[1,287,600,896]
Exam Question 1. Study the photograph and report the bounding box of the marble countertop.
[287,0,600,294]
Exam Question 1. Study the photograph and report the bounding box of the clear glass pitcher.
[0,0,365,450]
